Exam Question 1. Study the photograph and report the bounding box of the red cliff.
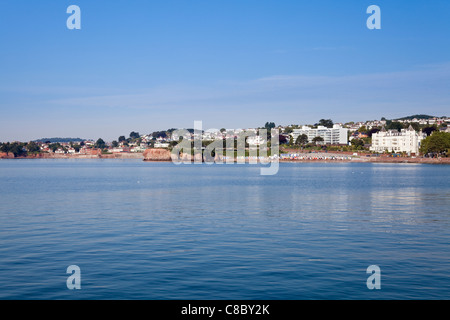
[143,148,172,161]
[0,152,14,159]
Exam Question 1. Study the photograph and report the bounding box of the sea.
[0,159,449,299]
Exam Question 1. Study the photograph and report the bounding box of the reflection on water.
[0,160,449,299]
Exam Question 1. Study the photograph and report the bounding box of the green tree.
[419,131,450,156]
[367,127,380,137]
[318,119,334,128]
[202,140,214,148]
[351,139,364,149]
[386,121,403,131]
[312,136,324,144]
[118,136,126,142]
[358,126,367,133]
[284,127,293,134]
[95,138,106,149]
[130,131,140,139]
[410,122,420,131]
[26,142,40,153]
[0,142,10,153]
[72,144,81,152]
[264,122,276,130]
[295,134,308,145]
[152,131,167,138]
[278,135,288,145]
[423,126,437,136]
[9,142,27,157]
[111,140,119,148]
[49,143,62,152]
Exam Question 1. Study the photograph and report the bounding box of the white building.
[247,135,266,146]
[111,147,124,153]
[370,126,425,155]
[154,142,170,148]
[291,124,348,145]
[130,145,147,152]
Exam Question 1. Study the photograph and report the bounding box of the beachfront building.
[247,135,266,146]
[111,147,124,153]
[291,124,348,145]
[130,145,147,153]
[370,126,425,155]
[154,142,170,148]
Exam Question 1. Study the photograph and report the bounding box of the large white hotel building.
[370,126,425,155]
[291,125,349,145]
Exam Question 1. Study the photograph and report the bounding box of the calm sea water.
[0,159,449,300]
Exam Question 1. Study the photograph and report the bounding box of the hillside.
[33,137,86,143]
[394,114,437,121]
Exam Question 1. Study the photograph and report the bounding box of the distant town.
[1,115,449,160]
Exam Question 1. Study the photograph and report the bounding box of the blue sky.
[0,0,449,141]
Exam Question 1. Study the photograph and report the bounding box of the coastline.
[279,157,450,164]
[0,153,450,164]
[1,152,449,164]
[0,152,144,160]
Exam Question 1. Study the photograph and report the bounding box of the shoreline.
[1,152,449,164]
[0,149,450,164]
[278,158,450,164]
[0,153,144,160]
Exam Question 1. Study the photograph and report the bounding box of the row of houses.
[170,128,259,142]
[346,120,387,131]
[344,117,448,131]
[38,141,147,155]
[34,116,448,155]
[396,117,447,126]
[152,122,445,155]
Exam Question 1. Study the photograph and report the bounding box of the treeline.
[394,114,441,121]
[113,131,143,148]
[420,132,450,157]
[384,121,444,133]
[112,129,191,148]
[0,142,40,157]
[33,137,85,143]
[0,141,87,156]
